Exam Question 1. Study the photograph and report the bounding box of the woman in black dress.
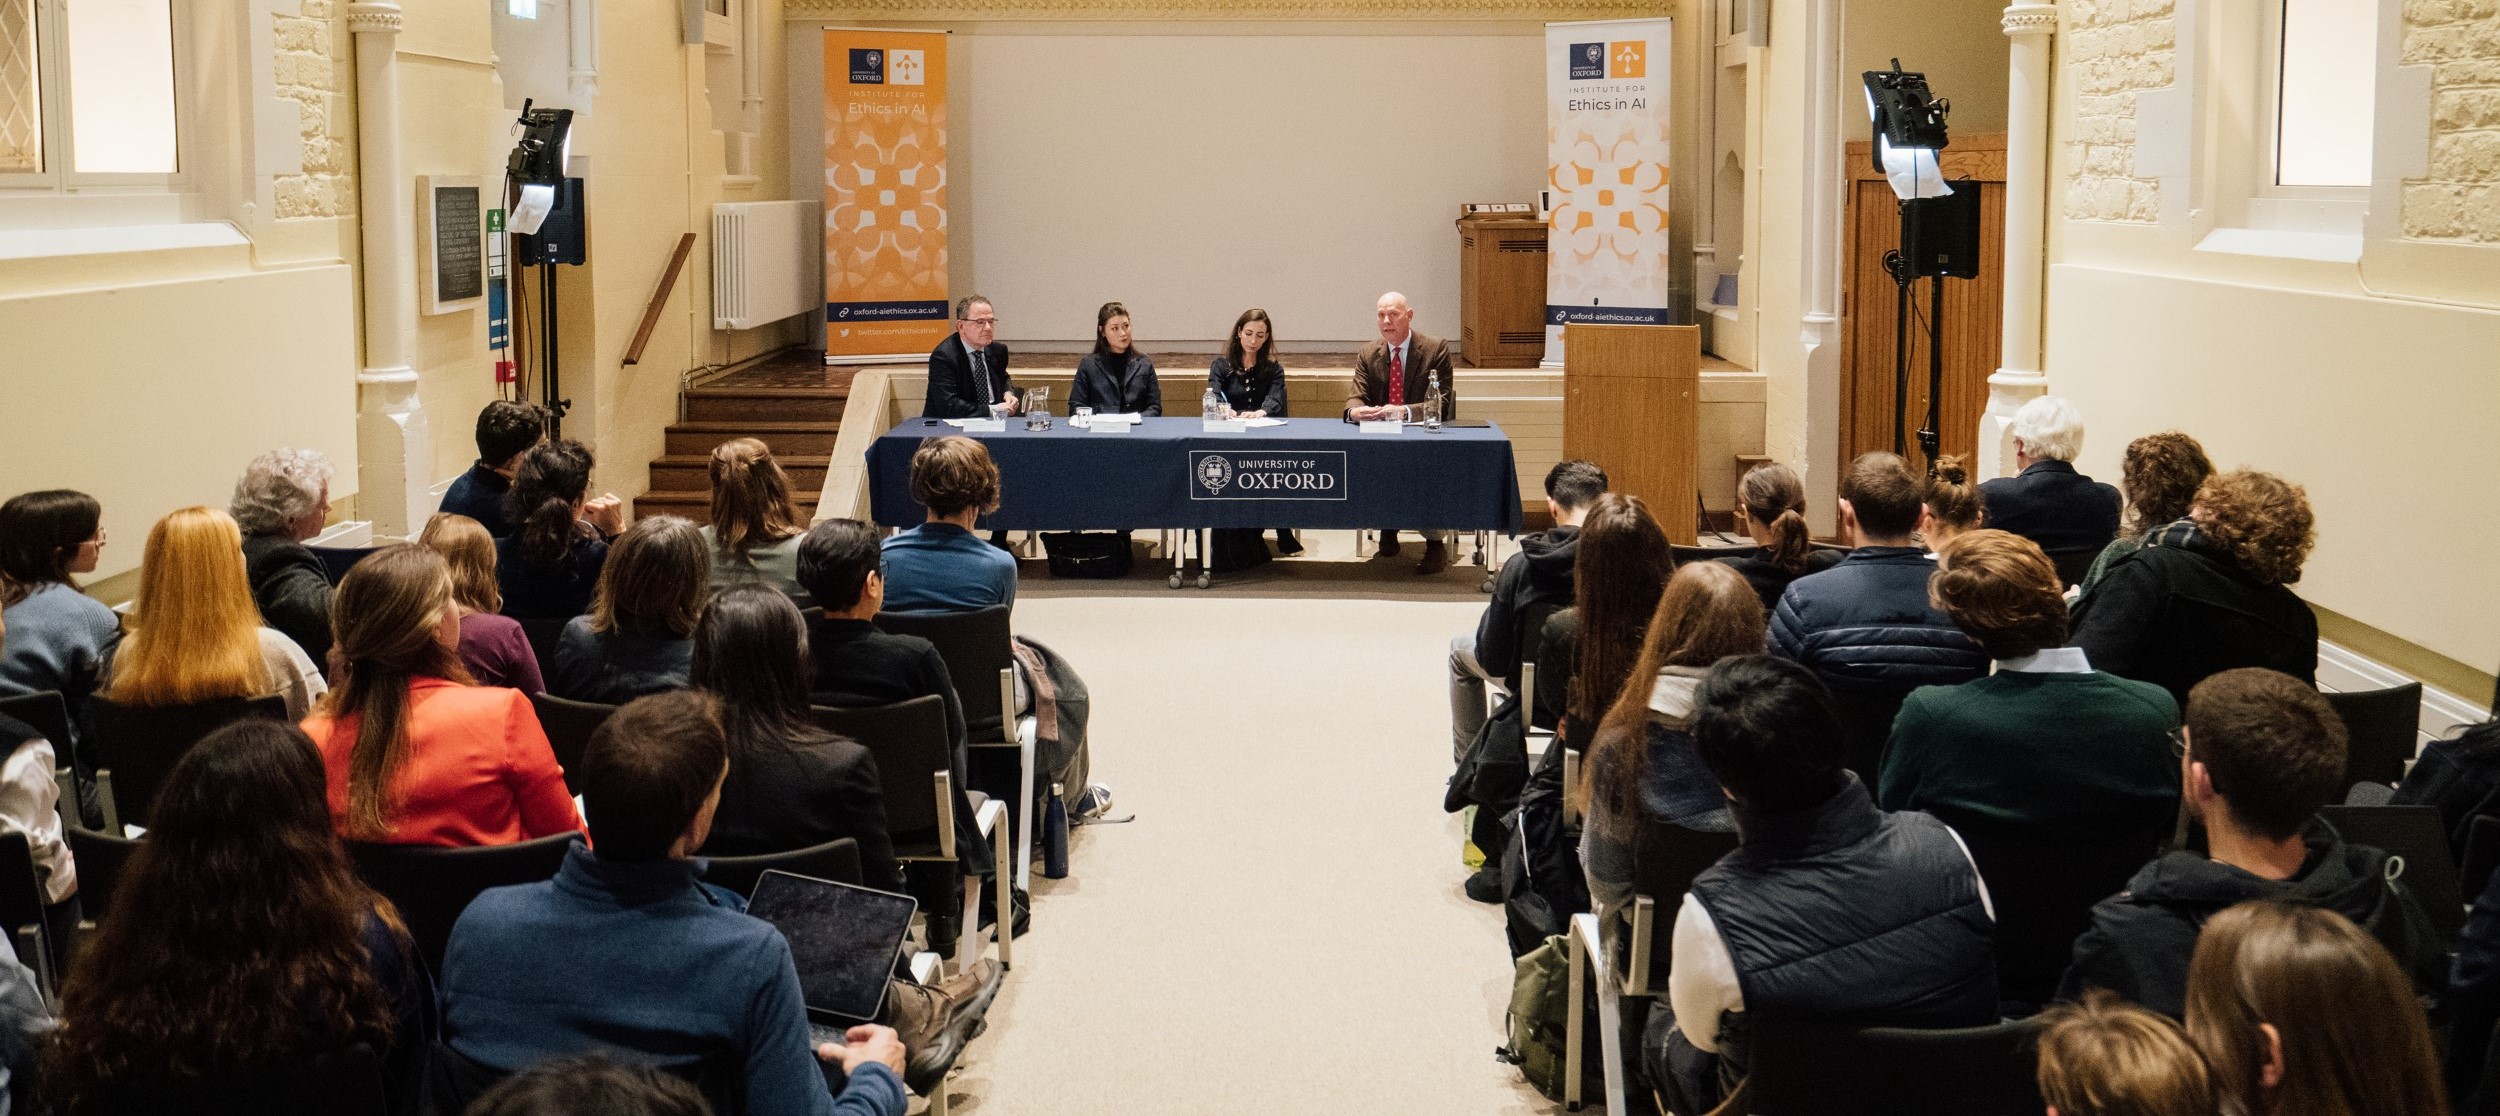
[1068,301,1162,417]
[1207,309,1298,558]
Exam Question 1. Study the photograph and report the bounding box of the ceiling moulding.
[782,0,1657,19]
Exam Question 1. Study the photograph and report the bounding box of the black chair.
[813,696,1011,969]
[91,1042,390,1116]
[64,822,138,922]
[2046,548,2098,589]
[0,833,58,997]
[1671,543,1762,567]
[2325,683,2423,789]
[0,691,73,756]
[2466,815,2500,911]
[1825,686,1911,787]
[873,606,1039,892]
[347,831,578,975]
[1739,1016,2045,1115]
[2318,803,2466,945]
[701,836,864,898]
[1938,811,2169,1009]
[527,692,617,792]
[308,544,379,586]
[515,616,570,676]
[86,693,288,828]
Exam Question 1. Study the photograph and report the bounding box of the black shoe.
[977,885,1031,939]
[1417,542,1451,575]
[1463,866,1504,904]
[1274,531,1303,556]
[1377,533,1403,558]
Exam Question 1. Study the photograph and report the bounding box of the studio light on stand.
[1864,61,1978,473]
[506,100,583,435]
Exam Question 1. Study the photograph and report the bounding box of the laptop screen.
[745,870,919,1023]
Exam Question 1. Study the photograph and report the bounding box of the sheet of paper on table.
[1358,420,1405,434]
[944,418,1007,432]
[1088,418,1134,433]
[1202,419,1246,433]
[1241,417,1287,428]
[1086,413,1143,423]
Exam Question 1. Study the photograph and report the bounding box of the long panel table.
[867,417,1523,586]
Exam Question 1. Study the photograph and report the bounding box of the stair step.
[633,490,821,527]
[664,421,841,457]
[683,386,848,423]
[647,454,830,492]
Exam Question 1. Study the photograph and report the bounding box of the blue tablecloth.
[867,417,1523,533]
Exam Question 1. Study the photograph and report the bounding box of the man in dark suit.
[1344,291,1459,574]
[1978,396,2121,584]
[924,295,1020,420]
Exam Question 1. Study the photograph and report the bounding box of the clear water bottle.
[1202,386,1222,422]
[1424,374,1444,431]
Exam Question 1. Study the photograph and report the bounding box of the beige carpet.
[930,589,1553,1115]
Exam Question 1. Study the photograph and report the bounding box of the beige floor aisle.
[934,592,1554,1115]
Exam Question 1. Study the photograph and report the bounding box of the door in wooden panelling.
[1838,135,2007,473]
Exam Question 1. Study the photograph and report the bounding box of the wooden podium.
[1563,324,1700,544]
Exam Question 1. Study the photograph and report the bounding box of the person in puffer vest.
[1645,656,1998,1114]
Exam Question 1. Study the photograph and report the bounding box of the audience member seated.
[692,584,905,894]
[1578,561,1761,933]
[2032,990,2216,1116]
[2184,902,2446,1115]
[2391,717,2500,862]
[1717,462,1840,614]
[1878,529,2177,848]
[549,516,705,704]
[797,520,991,885]
[2447,818,2500,1108]
[1918,455,1984,553]
[2078,431,2212,598]
[1643,656,1996,1114]
[0,490,120,726]
[1769,452,1988,777]
[302,545,580,847]
[0,952,47,1115]
[102,507,326,720]
[1207,308,1298,558]
[2069,470,2319,706]
[1345,291,1459,573]
[882,437,1017,614]
[441,400,551,537]
[419,513,545,692]
[40,719,433,1113]
[230,448,340,665]
[924,294,1020,420]
[1449,459,1605,760]
[701,438,813,606]
[437,691,952,1113]
[1068,301,1162,417]
[467,1054,723,1116]
[2057,669,2445,1018]
[495,440,625,620]
[0,609,74,949]
[1976,396,2121,577]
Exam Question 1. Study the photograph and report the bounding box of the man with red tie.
[1345,291,1459,574]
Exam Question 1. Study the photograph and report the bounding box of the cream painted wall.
[1746,0,1840,533]
[1841,0,2009,136]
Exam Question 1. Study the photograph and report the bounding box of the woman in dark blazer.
[1068,301,1161,417]
[693,584,905,894]
[1208,308,1298,557]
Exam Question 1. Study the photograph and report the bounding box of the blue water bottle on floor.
[1042,782,1070,879]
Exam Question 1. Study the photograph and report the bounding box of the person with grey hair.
[232,447,337,665]
[1976,396,2121,586]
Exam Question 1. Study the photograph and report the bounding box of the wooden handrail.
[623,233,697,367]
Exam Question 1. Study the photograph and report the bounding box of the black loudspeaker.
[1899,179,1981,279]
[515,177,587,266]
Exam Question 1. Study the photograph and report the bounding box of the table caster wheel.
[1480,575,1495,593]
[1195,573,1211,590]
[1168,572,1183,589]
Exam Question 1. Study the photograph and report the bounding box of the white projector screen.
[954,29,1544,347]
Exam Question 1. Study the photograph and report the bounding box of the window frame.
[2246,0,2368,231]
[0,0,193,196]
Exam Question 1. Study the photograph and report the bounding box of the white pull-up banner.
[1542,20,1674,367]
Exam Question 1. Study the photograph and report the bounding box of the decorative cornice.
[785,0,1658,19]
[2001,3,2058,37]
[346,1,404,36]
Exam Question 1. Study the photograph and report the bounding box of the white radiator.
[711,201,816,330]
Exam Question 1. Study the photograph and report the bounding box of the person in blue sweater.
[883,436,1018,613]
[438,690,911,1116]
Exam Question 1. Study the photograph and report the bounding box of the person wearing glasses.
[924,294,1021,420]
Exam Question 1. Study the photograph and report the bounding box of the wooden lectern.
[1562,324,1700,544]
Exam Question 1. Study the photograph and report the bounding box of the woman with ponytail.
[698,438,811,606]
[1919,455,1985,553]
[494,440,623,619]
[303,545,579,847]
[1719,462,1841,613]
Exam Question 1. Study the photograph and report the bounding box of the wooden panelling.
[1839,134,2007,473]
[1562,325,1702,544]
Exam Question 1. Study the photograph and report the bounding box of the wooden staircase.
[635,361,853,524]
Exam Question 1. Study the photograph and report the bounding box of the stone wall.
[2403,0,2500,242]
[2061,0,2174,223]
[272,0,356,220]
